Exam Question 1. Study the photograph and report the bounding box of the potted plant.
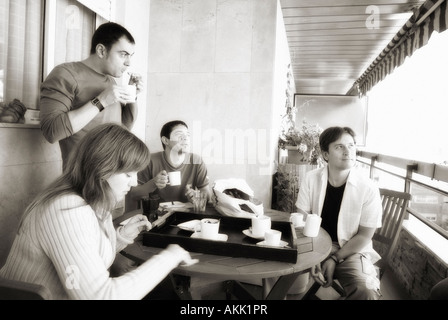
[278,120,324,165]
[274,66,324,212]
[275,120,324,211]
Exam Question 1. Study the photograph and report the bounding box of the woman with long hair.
[0,123,197,299]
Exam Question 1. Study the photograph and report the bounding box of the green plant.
[277,65,323,165]
[274,169,299,213]
[279,120,323,165]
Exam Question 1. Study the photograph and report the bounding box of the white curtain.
[0,0,42,109]
[54,0,95,66]
[0,0,95,110]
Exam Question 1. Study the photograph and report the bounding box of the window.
[0,1,43,109]
[0,0,97,112]
[53,0,96,67]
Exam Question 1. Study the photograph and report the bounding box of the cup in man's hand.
[167,171,181,186]
[124,84,137,102]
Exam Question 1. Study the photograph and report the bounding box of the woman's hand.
[165,244,199,267]
[121,214,152,240]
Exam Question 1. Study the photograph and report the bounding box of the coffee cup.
[303,214,322,237]
[123,84,137,102]
[251,215,271,238]
[264,229,282,246]
[197,218,220,240]
[290,212,305,228]
[167,171,181,186]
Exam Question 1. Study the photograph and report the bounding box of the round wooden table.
[118,207,332,300]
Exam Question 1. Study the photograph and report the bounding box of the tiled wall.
[0,126,62,266]
[144,0,286,209]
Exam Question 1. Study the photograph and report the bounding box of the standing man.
[40,22,144,169]
[126,120,211,211]
[296,126,383,300]
[40,22,144,277]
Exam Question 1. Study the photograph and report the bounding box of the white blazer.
[296,165,383,262]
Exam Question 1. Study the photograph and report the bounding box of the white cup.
[197,218,220,240]
[264,229,282,246]
[167,171,181,186]
[290,212,305,227]
[303,214,322,237]
[251,215,271,238]
[124,84,137,102]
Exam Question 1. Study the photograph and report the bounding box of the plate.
[160,201,194,210]
[176,219,201,232]
[256,240,289,248]
[242,229,264,240]
[191,232,228,242]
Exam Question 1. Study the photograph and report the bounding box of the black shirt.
[321,182,346,242]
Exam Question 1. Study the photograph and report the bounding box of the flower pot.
[284,146,310,164]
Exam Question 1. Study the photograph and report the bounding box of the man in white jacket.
[296,126,382,300]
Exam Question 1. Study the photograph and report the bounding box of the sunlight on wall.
[366,30,448,163]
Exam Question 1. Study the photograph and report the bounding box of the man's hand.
[153,170,169,189]
[128,73,144,95]
[97,85,135,106]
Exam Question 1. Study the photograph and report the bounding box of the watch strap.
[91,97,104,112]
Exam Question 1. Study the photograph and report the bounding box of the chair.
[303,188,411,300]
[372,188,411,279]
[0,277,52,300]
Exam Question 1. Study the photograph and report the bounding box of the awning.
[353,0,448,96]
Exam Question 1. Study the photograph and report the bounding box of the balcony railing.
[356,150,448,243]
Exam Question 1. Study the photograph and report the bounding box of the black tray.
[142,212,305,263]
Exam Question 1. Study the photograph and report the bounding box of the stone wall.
[390,227,448,300]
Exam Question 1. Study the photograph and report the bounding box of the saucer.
[256,240,289,248]
[242,229,264,240]
[176,220,201,232]
[191,232,228,242]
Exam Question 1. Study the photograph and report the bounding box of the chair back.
[373,188,412,274]
[0,277,52,300]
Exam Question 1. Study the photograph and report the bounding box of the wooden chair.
[0,277,52,300]
[372,188,412,279]
[303,188,412,300]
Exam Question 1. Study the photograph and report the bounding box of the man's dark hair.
[160,120,188,149]
[319,126,356,153]
[90,22,135,54]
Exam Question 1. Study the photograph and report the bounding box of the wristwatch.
[91,97,104,112]
[329,254,344,264]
